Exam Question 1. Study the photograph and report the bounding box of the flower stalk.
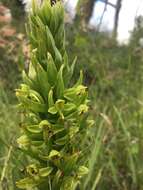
[16,0,93,189]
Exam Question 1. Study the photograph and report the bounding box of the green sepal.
[17,135,30,148]
[16,177,39,189]
[26,125,42,134]
[39,167,53,177]
[49,150,61,159]
[48,106,58,114]
[77,166,89,178]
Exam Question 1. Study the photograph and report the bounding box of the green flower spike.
[16,0,93,189]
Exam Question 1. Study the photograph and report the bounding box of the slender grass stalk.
[91,168,103,190]
[114,106,137,187]
[0,145,13,189]
[83,121,104,189]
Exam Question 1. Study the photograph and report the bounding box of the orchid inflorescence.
[16,0,93,189]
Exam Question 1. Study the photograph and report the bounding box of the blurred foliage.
[65,20,143,189]
[0,1,26,96]
[0,88,28,189]
[66,25,143,107]
[1,0,25,20]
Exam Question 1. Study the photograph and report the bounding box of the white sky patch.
[68,0,143,43]
[90,2,115,31]
[65,0,78,9]
[109,0,117,4]
[65,0,78,17]
[117,0,143,43]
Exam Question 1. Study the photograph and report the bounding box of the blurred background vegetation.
[1,0,143,189]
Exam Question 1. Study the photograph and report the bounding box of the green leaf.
[31,140,44,146]
[69,56,77,79]
[55,135,68,145]
[47,53,58,86]
[53,2,64,35]
[32,0,39,15]
[54,46,63,67]
[52,170,62,189]
[62,52,70,85]
[63,52,69,69]
[36,63,50,99]
[22,98,47,113]
[52,124,65,135]
[56,64,64,98]
[49,4,59,35]
[48,89,54,107]
[27,132,43,141]
[63,153,79,174]
[74,70,83,87]
[45,25,55,55]
[55,22,64,50]
[22,70,34,88]
[39,1,51,25]
[63,56,77,87]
